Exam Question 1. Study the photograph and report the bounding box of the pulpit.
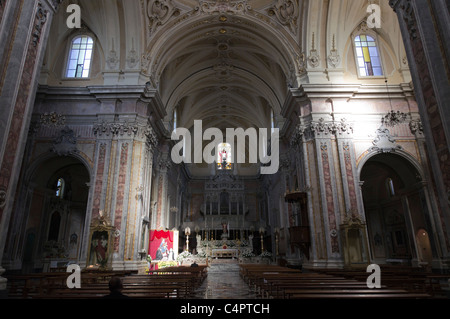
[285,191,310,259]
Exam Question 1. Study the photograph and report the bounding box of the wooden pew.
[239,264,434,300]
[6,270,138,299]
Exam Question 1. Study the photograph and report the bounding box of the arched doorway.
[20,155,90,272]
[360,153,435,267]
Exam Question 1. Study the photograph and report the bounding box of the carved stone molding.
[311,118,333,136]
[327,35,341,68]
[148,0,181,34]
[213,62,235,82]
[389,0,417,40]
[334,118,354,137]
[40,112,66,127]
[267,0,299,34]
[93,119,159,149]
[290,118,354,144]
[144,125,158,148]
[308,50,320,68]
[197,0,251,15]
[308,33,320,68]
[296,52,307,75]
[51,126,78,156]
[32,2,48,47]
[370,125,402,153]
[310,118,354,138]
[127,39,139,69]
[106,39,119,69]
[93,121,138,137]
[409,118,424,135]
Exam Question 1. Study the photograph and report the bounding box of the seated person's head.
[109,277,123,292]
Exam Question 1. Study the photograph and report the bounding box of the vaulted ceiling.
[45,0,407,177]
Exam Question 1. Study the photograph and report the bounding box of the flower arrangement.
[242,249,256,258]
[259,251,273,259]
[158,261,177,269]
[177,251,193,263]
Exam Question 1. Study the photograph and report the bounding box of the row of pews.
[5,265,208,299]
[239,264,450,299]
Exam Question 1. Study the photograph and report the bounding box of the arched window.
[354,34,383,77]
[173,109,177,131]
[66,35,94,78]
[217,143,232,170]
[271,109,275,134]
[56,178,65,198]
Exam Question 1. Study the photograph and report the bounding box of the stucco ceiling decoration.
[267,0,299,35]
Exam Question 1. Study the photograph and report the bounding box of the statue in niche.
[222,222,228,234]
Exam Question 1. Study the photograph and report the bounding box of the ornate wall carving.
[267,0,299,34]
[147,0,180,34]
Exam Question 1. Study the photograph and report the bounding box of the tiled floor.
[193,261,257,299]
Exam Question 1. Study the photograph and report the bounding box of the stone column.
[0,0,62,295]
[334,117,363,218]
[310,117,343,267]
[390,0,450,257]
[154,148,171,230]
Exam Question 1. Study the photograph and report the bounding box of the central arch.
[143,11,298,177]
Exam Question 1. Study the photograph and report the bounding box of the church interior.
[0,0,449,301]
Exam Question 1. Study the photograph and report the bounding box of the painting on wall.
[86,213,115,270]
[148,230,179,262]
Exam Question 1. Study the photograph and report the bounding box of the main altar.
[176,169,273,265]
[195,234,254,261]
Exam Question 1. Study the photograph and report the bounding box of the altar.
[212,248,238,259]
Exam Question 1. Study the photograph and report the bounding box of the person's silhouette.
[103,277,130,299]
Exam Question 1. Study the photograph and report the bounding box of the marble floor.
[192,260,258,299]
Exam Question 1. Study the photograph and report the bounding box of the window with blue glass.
[354,34,383,77]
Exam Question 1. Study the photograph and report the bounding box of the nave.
[4,261,449,300]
